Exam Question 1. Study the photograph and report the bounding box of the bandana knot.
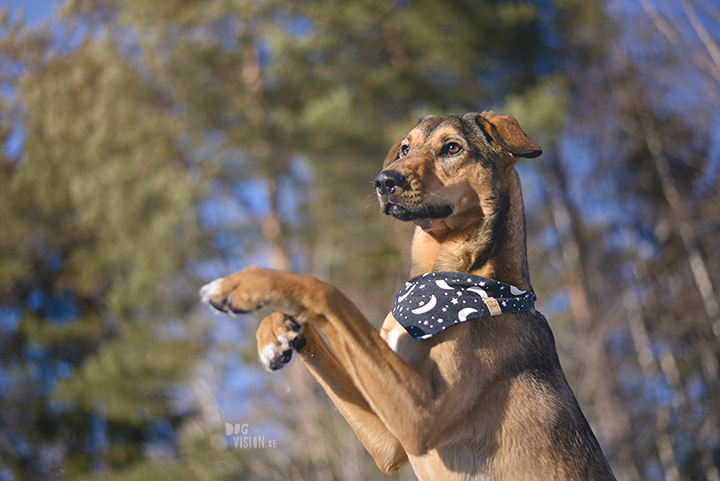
[391,271,536,340]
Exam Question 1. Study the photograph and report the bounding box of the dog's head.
[375,112,541,237]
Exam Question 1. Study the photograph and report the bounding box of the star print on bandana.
[391,272,536,340]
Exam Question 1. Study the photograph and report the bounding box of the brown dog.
[201,112,616,480]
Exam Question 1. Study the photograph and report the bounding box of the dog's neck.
[409,168,532,292]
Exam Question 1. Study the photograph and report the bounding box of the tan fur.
[201,112,616,480]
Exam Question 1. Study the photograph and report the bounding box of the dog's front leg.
[201,266,463,457]
[255,312,408,473]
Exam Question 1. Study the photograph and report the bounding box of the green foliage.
[0,10,201,480]
[503,74,569,145]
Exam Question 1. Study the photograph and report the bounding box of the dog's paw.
[259,344,294,371]
[199,278,234,314]
[199,268,269,316]
[257,312,305,371]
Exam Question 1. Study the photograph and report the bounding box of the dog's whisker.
[356,191,381,215]
[428,192,451,202]
[357,202,375,215]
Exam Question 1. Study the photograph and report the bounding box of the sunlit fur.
[202,112,616,480]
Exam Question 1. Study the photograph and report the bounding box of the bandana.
[391,271,536,340]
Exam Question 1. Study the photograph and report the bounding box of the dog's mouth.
[381,201,454,222]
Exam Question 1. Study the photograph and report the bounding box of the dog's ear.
[467,111,542,159]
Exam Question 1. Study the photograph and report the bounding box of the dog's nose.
[374,170,408,195]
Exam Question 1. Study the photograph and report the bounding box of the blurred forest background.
[0,0,718,480]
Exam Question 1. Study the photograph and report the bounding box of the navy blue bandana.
[391,271,536,340]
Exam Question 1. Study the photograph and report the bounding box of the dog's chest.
[379,316,431,364]
[381,322,405,353]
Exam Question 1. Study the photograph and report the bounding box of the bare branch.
[636,0,680,45]
[679,0,720,76]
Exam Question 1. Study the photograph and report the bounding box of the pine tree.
[0,13,203,479]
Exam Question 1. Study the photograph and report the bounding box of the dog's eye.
[445,143,462,155]
[400,145,410,157]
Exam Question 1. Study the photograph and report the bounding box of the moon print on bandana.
[391,272,537,340]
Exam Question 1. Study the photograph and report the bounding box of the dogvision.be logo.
[225,423,278,449]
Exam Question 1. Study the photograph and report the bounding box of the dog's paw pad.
[200,278,253,316]
[260,343,294,371]
[257,313,305,371]
[200,278,264,316]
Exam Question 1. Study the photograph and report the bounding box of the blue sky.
[3,0,57,25]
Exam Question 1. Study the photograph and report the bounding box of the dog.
[200,112,616,480]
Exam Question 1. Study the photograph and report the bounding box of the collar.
[391,271,536,340]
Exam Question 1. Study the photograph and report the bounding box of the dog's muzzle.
[375,170,454,222]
